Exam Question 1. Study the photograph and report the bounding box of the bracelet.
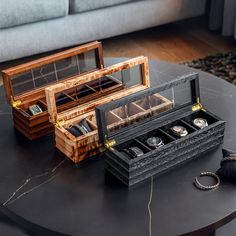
[221,156,236,164]
[194,172,220,190]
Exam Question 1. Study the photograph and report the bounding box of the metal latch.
[10,96,21,109]
[192,97,206,112]
[55,118,65,127]
[105,139,116,149]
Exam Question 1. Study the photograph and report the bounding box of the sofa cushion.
[0,0,69,29]
[69,0,135,14]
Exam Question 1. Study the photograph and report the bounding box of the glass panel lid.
[54,62,146,113]
[95,73,200,145]
[2,41,103,104]
[45,56,150,124]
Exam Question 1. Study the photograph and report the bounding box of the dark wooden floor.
[103,17,235,63]
[0,17,235,85]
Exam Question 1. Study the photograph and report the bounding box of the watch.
[80,119,92,132]
[29,105,43,116]
[170,125,188,137]
[146,137,164,148]
[193,118,208,129]
[74,124,88,135]
[125,146,144,158]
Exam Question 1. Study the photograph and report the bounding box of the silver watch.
[125,146,144,158]
[146,137,164,148]
[170,125,188,137]
[29,104,43,116]
[193,118,208,129]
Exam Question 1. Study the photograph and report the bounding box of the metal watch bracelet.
[194,172,220,190]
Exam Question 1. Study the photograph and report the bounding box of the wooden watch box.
[45,56,172,163]
[95,73,226,186]
[1,41,104,140]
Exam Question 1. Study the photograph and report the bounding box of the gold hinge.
[192,97,206,112]
[55,118,65,128]
[105,139,116,149]
[10,96,21,109]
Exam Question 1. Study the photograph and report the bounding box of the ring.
[194,172,220,190]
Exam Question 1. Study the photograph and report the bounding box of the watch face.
[193,118,208,129]
[125,146,144,158]
[146,137,164,148]
[170,125,188,137]
[29,105,43,116]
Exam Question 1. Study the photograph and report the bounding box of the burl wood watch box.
[95,73,226,186]
[45,56,171,163]
[1,41,104,140]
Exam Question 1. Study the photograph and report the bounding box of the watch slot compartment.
[136,128,175,150]
[64,116,96,138]
[20,100,48,116]
[56,89,77,106]
[115,139,150,159]
[107,111,123,125]
[135,94,165,110]
[162,120,196,138]
[183,110,218,128]
[112,102,146,119]
[98,76,121,90]
[180,120,198,131]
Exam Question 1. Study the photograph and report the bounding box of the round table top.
[0,58,236,236]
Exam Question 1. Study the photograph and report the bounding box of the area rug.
[183,50,236,85]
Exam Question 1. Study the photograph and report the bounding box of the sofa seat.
[69,0,136,14]
[0,0,69,29]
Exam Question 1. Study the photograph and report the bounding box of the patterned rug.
[183,50,236,85]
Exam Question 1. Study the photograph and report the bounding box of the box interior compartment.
[136,128,176,149]
[55,76,122,112]
[112,109,222,160]
[115,139,151,159]
[111,103,145,119]
[135,94,164,110]
[182,110,218,128]
[63,113,98,138]
[161,119,197,138]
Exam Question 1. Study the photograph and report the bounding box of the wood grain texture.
[2,41,103,104]
[45,56,150,124]
[1,42,104,140]
[49,57,152,163]
[102,18,235,63]
[105,109,226,186]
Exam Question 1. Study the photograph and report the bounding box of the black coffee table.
[0,58,236,236]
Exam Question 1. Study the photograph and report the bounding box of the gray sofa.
[0,0,206,63]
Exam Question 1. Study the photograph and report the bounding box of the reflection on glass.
[55,75,124,112]
[53,65,145,112]
[12,50,98,96]
[105,80,192,136]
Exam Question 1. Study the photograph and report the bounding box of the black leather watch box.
[95,73,226,186]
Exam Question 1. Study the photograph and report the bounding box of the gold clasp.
[55,118,65,127]
[192,97,206,112]
[105,139,116,149]
[10,96,21,109]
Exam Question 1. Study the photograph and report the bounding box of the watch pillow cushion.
[216,149,236,182]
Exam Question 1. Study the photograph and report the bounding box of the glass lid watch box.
[1,41,104,140]
[95,73,226,186]
[45,56,173,163]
